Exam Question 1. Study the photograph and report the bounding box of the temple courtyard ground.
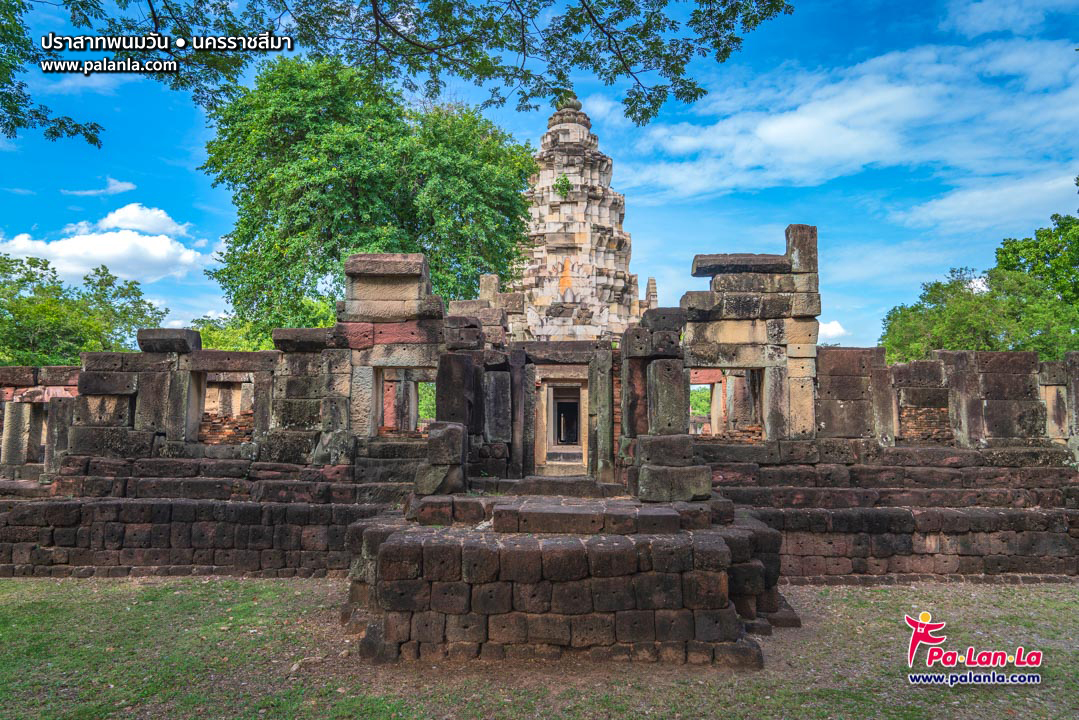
[1,578,1075,719]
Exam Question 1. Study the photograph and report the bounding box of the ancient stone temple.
[508,95,654,342]
[1,113,1078,670]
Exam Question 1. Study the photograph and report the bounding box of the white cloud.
[581,94,630,128]
[0,204,209,284]
[3,188,34,195]
[61,177,137,197]
[618,38,1079,210]
[0,229,205,283]
[941,0,1079,38]
[98,203,192,236]
[894,171,1078,233]
[39,73,140,96]
[819,320,850,340]
[824,239,960,288]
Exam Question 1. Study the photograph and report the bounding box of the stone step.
[0,479,52,499]
[713,464,1078,490]
[724,486,1071,509]
[511,475,611,497]
[50,475,411,506]
[408,493,738,533]
[534,462,588,477]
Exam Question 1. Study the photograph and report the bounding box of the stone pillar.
[435,353,475,427]
[588,344,615,483]
[508,350,527,478]
[0,402,45,465]
[647,359,689,436]
[522,363,537,476]
[483,371,512,444]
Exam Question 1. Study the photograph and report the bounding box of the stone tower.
[509,95,654,340]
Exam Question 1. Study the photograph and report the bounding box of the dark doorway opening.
[553,387,580,445]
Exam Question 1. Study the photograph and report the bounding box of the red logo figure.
[905,611,947,667]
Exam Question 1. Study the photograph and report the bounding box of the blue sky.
[1,0,1077,346]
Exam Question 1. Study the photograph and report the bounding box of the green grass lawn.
[0,577,1076,719]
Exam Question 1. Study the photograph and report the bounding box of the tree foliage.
[189,316,274,351]
[203,57,536,334]
[689,386,711,416]
[6,0,792,145]
[880,217,1079,364]
[996,214,1079,304]
[0,255,167,366]
[2,0,104,145]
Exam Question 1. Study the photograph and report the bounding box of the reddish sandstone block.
[445,613,486,643]
[384,612,412,643]
[422,535,462,581]
[694,607,741,642]
[335,322,374,349]
[654,609,694,641]
[411,611,446,643]
[377,535,423,580]
[513,581,552,613]
[591,576,636,612]
[526,613,571,646]
[471,582,512,614]
[372,320,443,345]
[416,497,453,526]
[431,581,471,614]
[570,613,615,647]
[550,580,592,614]
[633,572,683,610]
[682,571,729,609]
[446,642,479,660]
[585,535,637,577]
[461,536,500,583]
[487,612,527,643]
[540,537,589,581]
[376,579,430,612]
[498,536,542,583]
[615,610,655,642]
[632,642,659,662]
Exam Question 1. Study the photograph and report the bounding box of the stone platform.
[343,492,797,665]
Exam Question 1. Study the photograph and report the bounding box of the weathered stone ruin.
[1,101,1078,668]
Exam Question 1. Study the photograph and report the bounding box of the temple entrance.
[535,379,587,472]
[553,387,580,446]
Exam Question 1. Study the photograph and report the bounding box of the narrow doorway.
[553,387,580,445]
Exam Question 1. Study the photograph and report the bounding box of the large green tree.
[0,255,167,365]
[995,213,1079,304]
[880,213,1079,363]
[6,0,791,146]
[203,57,536,334]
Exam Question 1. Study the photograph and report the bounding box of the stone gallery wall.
[0,243,1077,586]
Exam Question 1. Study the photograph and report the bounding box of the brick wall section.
[0,498,382,577]
[898,406,952,444]
[198,412,254,445]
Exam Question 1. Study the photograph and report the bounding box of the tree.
[5,0,792,146]
[996,214,1079,304]
[689,386,711,416]
[189,316,274,351]
[0,255,167,365]
[203,57,536,334]
[880,251,1079,363]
